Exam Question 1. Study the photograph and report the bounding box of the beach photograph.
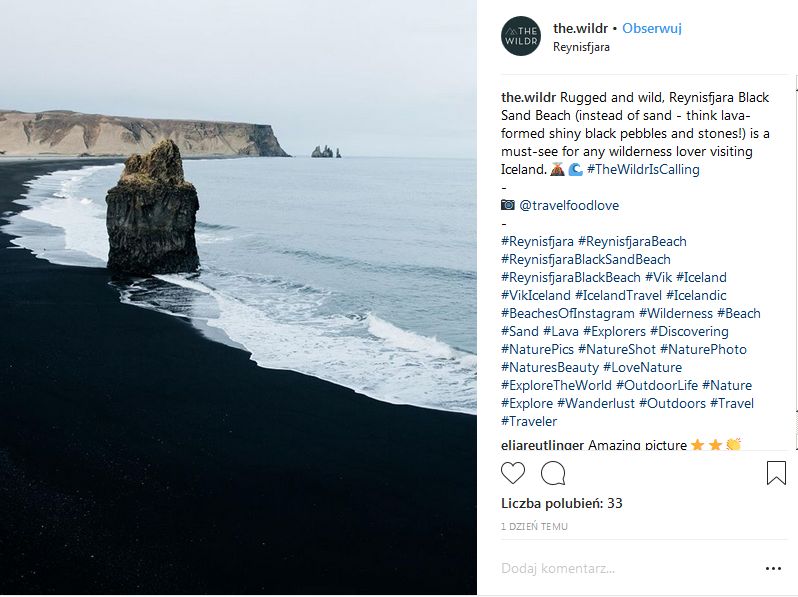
[0,1,476,593]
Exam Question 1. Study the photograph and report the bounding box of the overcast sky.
[0,0,475,158]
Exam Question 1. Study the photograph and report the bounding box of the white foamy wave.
[151,274,476,413]
[155,273,213,294]
[3,165,119,267]
[367,314,475,363]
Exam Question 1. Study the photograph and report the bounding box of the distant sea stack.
[0,109,289,157]
[311,145,341,158]
[106,140,200,275]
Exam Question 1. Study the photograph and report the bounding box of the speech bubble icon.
[541,461,566,486]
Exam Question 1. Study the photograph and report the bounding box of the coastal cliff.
[106,140,200,274]
[0,110,289,157]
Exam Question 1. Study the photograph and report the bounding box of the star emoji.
[709,439,722,450]
[692,439,704,450]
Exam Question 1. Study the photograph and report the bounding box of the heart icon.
[501,461,525,484]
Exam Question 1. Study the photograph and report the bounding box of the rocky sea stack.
[311,144,341,158]
[106,140,200,275]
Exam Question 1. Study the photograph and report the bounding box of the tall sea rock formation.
[311,145,334,158]
[106,140,200,275]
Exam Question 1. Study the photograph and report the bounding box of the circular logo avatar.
[501,16,541,56]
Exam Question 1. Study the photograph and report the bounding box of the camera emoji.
[500,199,515,210]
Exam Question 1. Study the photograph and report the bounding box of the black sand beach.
[0,159,476,594]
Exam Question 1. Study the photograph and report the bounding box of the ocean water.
[4,158,476,413]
